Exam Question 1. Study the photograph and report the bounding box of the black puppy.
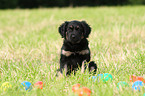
[58,20,97,76]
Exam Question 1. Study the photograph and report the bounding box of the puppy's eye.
[76,26,80,30]
[69,26,73,30]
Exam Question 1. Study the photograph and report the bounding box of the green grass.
[0,6,145,96]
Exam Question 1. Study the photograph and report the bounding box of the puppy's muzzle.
[71,34,76,39]
[70,34,81,43]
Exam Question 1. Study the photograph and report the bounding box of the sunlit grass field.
[0,6,145,96]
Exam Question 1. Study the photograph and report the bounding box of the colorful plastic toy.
[89,76,98,82]
[72,84,91,96]
[101,73,113,82]
[21,81,32,91]
[117,81,129,90]
[89,73,113,82]
[132,81,144,91]
[1,82,12,91]
[130,75,145,83]
[72,83,81,92]
[76,87,91,96]
[34,81,43,89]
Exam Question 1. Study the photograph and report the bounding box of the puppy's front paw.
[88,61,97,74]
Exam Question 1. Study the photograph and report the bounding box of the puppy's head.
[59,20,91,44]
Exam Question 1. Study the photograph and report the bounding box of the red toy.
[34,81,43,89]
[130,75,145,83]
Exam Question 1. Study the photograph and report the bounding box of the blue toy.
[89,74,103,82]
[132,81,144,91]
[89,73,113,82]
[89,76,98,82]
[98,74,103,77]
[21,81,32,91]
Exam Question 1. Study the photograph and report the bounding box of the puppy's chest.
[61,49,89,57]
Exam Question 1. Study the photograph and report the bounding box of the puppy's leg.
[58,64,68,76]
[63,64,68,76]
[56,69,60,77]
[88,61,97,74]
[81,60,87,73]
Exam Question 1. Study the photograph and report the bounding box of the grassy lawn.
[0,6,145,96]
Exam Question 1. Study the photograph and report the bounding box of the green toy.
[117,81,129,90]
[101,73,113,82]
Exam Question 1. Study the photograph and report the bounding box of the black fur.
[58,20,97,76]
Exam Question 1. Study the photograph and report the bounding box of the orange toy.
[72,84,81,92]
[76,87,91,96]
[72,84,91,96]
[130,75,145,83]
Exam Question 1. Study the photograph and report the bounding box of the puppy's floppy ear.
[81,21,91,38]
[58,21,69,38]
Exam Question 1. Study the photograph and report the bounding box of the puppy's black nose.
[71,34,75,39]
